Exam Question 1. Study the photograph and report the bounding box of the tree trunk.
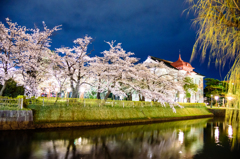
[97,92,101,99]
[139,94,145,101]
[97,79,101,99]
[71,84,80,98]
[128,94,132,101]
[0,82,7,96]
[54,87,62,104]
[104,90,111,101]
[72,89,78,98]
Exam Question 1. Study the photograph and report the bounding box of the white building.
[140,55,204,103]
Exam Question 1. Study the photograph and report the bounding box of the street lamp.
[214,96,219,107]
[211,95,213,108]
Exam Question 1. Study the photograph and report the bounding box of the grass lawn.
[28,104,212,123]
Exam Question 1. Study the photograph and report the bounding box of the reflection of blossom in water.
[228,125,233,139]
[214,127,219,143]
[140,132,182,159]
[178,131,184,144]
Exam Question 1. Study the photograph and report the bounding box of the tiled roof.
[149,56,204,76]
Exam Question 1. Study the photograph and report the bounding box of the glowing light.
[67,88,71,92]
[179,94,184,98]
[228,125,233,138]
[214,96,219,100]
[178,131,184,144]
[214,126,219,143]
[78,137,82,143]
[80,87,85,93]
[227,96,233,101]
[74,137,82,145]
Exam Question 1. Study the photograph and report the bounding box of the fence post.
[43,98,44,106]
[20,98,23,109]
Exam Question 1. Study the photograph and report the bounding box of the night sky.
[0,0,232,81]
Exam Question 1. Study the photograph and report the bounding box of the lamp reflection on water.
[214,126,219,143]
[228,125,233,139]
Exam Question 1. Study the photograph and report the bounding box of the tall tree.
[204,78,228,98]
[0,18,60,97]
[0,18,28,95]
[56,35,93,98]
[90,43,186,111]
[133,62,185,110]
[20,22,61,97]
[89,41,139,101]
[187,0,240,106]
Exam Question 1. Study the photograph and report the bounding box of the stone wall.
[0,110,34,130]
[207,109,226,117]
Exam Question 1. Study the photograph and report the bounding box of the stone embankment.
[207,109,226,117]
[0,108,214,130]
[0,110,34,130]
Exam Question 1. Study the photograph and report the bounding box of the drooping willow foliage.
[187,0,240,109]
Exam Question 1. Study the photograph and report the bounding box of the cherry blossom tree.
[0,18,61,97]
[20,22,61,97]
[0,18,28,96]
[48,52,69,102]
[133,62,185,111]
[89,41,139,101]
[90,41,185,110]
[56,35,93,98]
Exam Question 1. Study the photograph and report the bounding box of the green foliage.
[0,79,24,97]
[0,106,30,110]
[17,95,28,108]
[24,97,209,122]
[183,77,198,97]
[86,91,97,99]
[187,0,240,108]
[204,78,228,98]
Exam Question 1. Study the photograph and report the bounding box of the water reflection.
[228,125,233,139]
[29,128,203,159]
[178,131,184,144]
[1,118,240,159]
[214,126,219,143]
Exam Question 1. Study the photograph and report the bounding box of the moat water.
[0,118,240,159]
